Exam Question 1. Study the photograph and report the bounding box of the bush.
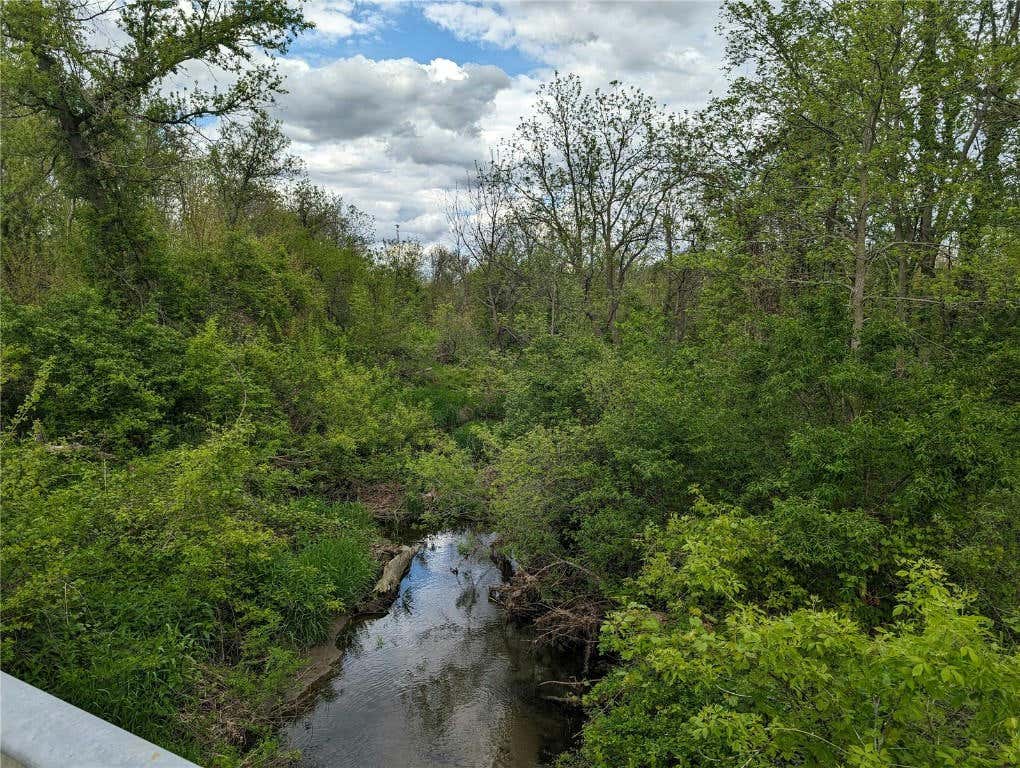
[0,425,377,758]
[491,424,648,584]
[580,511,1020,768]
[1,289,185,451]
[408,442,486,528]
[502,334,607,433]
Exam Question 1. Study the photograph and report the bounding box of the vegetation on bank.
[2,1,1018,767]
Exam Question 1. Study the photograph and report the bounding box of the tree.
[209,112,300,226]
[496,74,682,340]
[288,177,373,253]
[448,166,526,346]
[0,113,78,301]
[659,188,706,342]
[1,0,308,297]
[709,0,1018,351]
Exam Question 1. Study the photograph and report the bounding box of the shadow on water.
[286,531,582,768]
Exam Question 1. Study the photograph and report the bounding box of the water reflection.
[286,532,578,768]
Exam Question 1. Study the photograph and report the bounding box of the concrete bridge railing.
[1,672,201,768]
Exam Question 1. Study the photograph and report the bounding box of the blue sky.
[268,1,726,245]
[293,3,539,75]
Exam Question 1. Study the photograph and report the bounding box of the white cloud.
[303,1,382,39]
[269,53,514,244]
[423,2,517,47]
[275,55,510,142]
[269,1,728,246]
[295,135,467,243]
[424,1,726,110]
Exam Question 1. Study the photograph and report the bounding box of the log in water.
[286,531,579,767]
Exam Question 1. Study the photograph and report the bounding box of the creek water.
[285,531,580,768]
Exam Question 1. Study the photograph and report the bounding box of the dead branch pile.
[492,558,609,671]
[355,481,406,521]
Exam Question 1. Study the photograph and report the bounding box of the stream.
[285,531,580,767]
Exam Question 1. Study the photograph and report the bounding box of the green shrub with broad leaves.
[575,497,1020,768]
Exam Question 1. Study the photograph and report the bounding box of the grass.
[297,537,377,608]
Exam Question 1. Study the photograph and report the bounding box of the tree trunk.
[850,114,876,352]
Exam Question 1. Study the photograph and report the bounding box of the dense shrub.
[408,440,486,527]
[582,534,1020,768]
[1,289,186,451]
[0,426,382,755]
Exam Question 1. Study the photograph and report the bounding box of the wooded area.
[1,1,1018,766]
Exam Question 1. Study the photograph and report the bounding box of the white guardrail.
[0,672,201,768]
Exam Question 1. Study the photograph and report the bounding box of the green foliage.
[0,208,443,764]
[1,289,185,451]
[630,493,782,610]
[503,335,607,432]
[1,0,308,299]
[2,1,1016,765]
[164,232,323,329]
[305,355,434,484]
[405,358,506,431]
[581,518,1020,768]
[492,424,648,583]
[296,536,376,610]
[0,426,380,759]
[408,440,486,528]
[180,319,276,429]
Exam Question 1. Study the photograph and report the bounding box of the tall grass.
[298,537,376,608]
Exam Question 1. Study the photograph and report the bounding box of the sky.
[268,1,729,246]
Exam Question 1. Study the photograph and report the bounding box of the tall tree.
[496,74,681,339]
[209,112,300,227]
[448,167,526,347]
[710,0,1018,351]
[1,0,308,298]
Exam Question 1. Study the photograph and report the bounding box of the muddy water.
[286,531,580,768]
